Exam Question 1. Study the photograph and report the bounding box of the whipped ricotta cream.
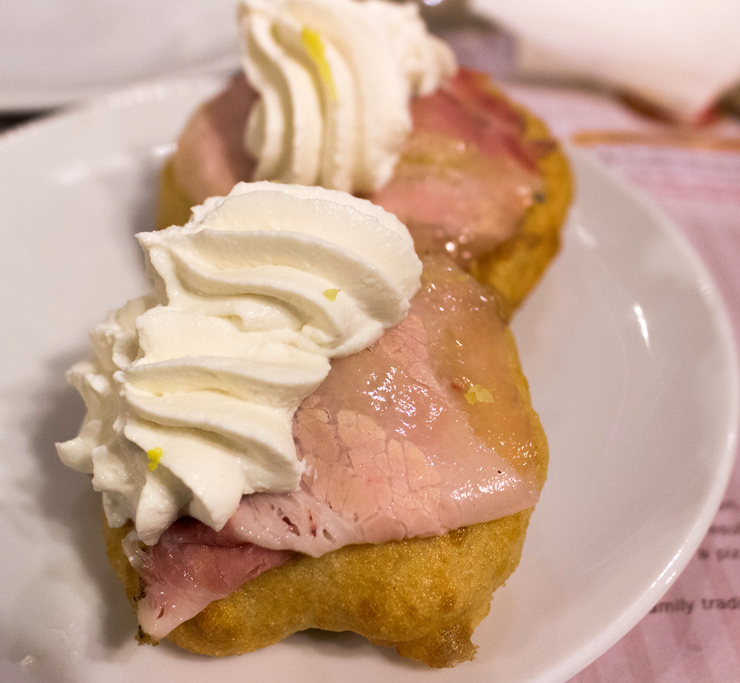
[239,0,457,194]
[57,182,422,545]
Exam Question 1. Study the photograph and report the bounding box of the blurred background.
[1,0,738,124]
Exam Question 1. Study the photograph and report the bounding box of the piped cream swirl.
[57,183,422,545]
[239,0,457,194]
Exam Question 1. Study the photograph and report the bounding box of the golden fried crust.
[475,90,572,320]
[104,326,548,667]
[155,159,194,234]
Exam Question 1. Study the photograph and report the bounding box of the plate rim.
[0,58,240,113]
[529,146,740,683]
[0,74,233,144]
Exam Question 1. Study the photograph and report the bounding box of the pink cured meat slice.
[130,530,293,639]
[372,69,548,264]
[222,306,537,554]
[409,70,537,172]
[134,256,541,638]
[172,75,259,205]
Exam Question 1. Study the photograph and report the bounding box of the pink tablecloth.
[506,83,740,683]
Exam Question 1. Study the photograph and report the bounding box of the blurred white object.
[0,0,240,111]
[470,0,740,120]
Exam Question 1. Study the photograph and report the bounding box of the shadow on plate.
[22,349,137,654]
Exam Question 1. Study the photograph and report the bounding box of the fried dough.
[105,320,547,667]
[478,97,571,319]
[103,75,569,668]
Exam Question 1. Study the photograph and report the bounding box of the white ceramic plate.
[0,0,240,111]
[0,78,736,683]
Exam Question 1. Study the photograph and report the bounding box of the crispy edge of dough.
[475,93,573,321]
[104,325,548,667]
[156,156,195,231]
